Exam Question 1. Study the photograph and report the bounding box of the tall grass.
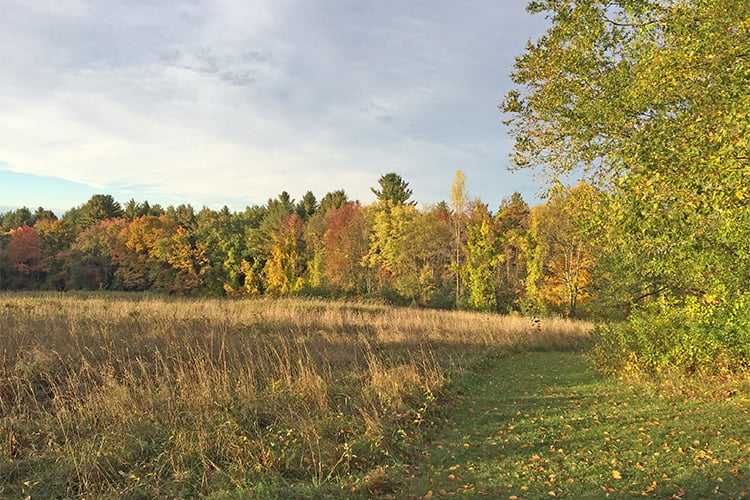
[0,293,591,497]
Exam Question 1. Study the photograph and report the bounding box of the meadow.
[0,293,588,498]
[3,294,748,499]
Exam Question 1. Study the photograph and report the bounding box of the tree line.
[0,173,597,317]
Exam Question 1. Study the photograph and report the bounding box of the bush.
[591,295,750,375]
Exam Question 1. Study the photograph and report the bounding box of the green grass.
[398,350,750,499]
[0,293,589,498]
[2,293,748,498]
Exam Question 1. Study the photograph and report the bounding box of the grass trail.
[398,351,749,499]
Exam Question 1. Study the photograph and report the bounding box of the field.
[1,294,748,499]
[0,293,587,498]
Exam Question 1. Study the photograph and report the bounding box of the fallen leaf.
[612,470,622,480]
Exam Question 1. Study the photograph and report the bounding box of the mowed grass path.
[398,351,750,499]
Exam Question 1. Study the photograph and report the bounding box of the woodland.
[0,176,545,312]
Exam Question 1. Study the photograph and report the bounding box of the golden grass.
[0,293,592,497]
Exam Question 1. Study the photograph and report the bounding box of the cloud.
[0,0,549,210]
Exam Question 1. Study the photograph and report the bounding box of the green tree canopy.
[371,173,416,207]
[67,195,124,228]
[504,0,750,371]
[296,191,319,220]
[319,190,349,213]
[1,207,33,230]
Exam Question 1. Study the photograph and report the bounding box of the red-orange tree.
[323,202,370,294]
[6,224,42,285]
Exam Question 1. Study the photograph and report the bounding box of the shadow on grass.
[398,350,749,499]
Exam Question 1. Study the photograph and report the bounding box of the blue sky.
[0,1,550,216]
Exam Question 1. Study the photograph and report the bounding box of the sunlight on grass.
[401,351,750,499]
[0,292,590,497]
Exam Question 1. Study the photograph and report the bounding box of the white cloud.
[0,0,548,210]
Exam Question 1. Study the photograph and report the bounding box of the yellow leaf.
[612,470,622,480]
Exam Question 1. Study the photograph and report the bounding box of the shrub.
[591,295,750,375]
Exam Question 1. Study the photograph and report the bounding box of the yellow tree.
[463,202,501,312]
[450,170,468,305]
[264,214,306,295]
[114,215,177,291]
[368,204,451,306]
[526,183,597,317]
[165,226,208,294]
[504,0,750,370]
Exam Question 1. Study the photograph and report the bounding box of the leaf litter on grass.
[399,350,750,499]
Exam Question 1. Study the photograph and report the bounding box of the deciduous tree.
[495,192,531,312]
[322,202,370,294]
[7,224,41,281]
[264,214,306,295]
[463,202,501,312]
[525,184,595,318]
[503,0,750,369]
[450,170,468,306]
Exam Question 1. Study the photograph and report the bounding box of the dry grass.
[0,293,591,497]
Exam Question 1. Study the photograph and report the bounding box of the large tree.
[371,173,416,207]
[463,202,500,312]
[450,170,468,306]
[504,0,750,370]
[525,183,596,318]
[494,192,531,313]
[322,202,370,294]
[68,194,124,228]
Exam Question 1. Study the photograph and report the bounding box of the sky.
[0,0,550,216]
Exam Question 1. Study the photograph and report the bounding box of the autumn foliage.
[0,179,595,318]
[7,224,41,276]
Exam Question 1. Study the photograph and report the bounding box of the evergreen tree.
[68,194,124,228]
[319,189,349,213]
[296,191,319,220]
[371,173,416,207]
